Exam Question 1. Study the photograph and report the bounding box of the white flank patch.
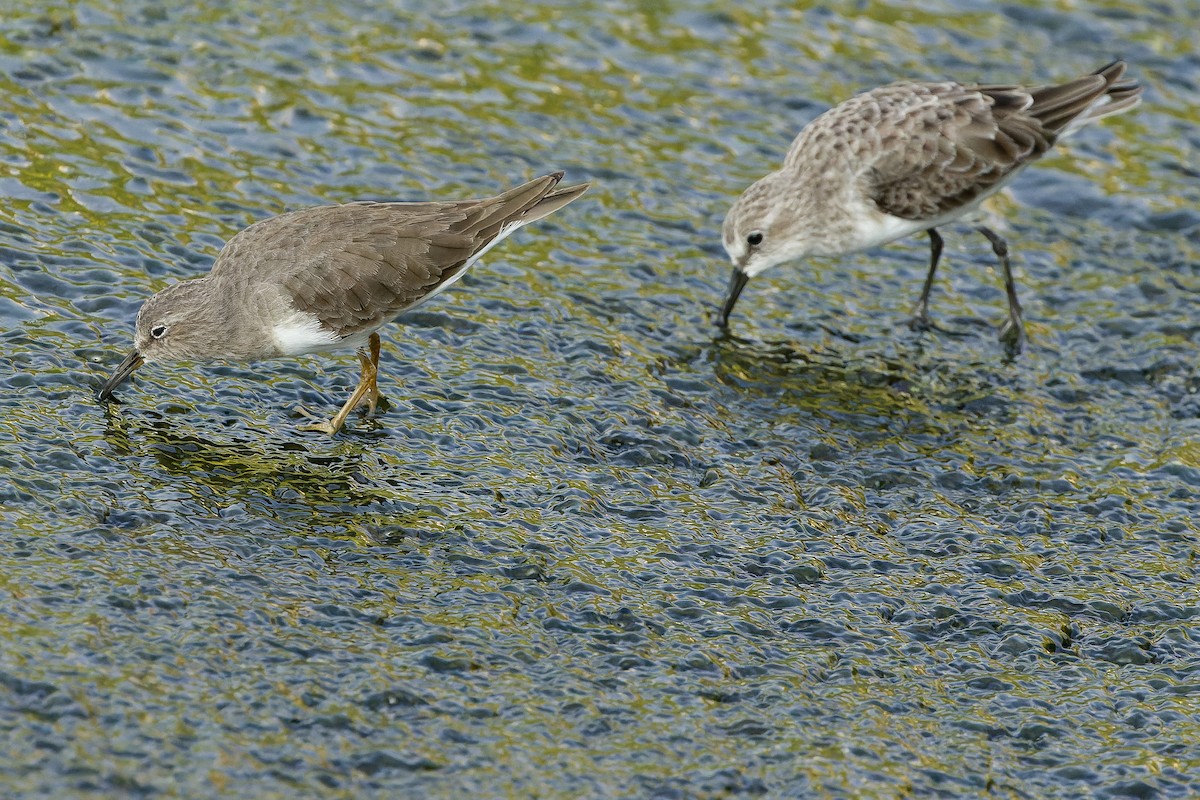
[849,209,931,254]
[845,169,1029,258]
[272,310,346,356]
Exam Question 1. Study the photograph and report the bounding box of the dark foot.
[998,318,1027,356]
[906,311,952,334]
[907,312,934,332]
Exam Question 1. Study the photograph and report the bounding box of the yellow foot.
[297,420,341,435]
[294,406,345,436]
[352,391,381,414]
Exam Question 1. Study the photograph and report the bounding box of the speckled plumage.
[97,172,589,433]
[719,61,1141,349]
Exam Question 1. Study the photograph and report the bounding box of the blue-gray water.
[2,1,1198,797]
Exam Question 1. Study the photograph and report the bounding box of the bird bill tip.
[96,349,144,402]
[717,267,750,329]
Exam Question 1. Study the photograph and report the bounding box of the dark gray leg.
[977,225,1025,353]
[908,228,944,331]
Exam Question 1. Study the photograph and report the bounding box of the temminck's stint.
[98,172,589,434]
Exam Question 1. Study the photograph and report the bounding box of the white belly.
[272,310,357,356]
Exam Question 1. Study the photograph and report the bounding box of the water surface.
[1,0,1198,797]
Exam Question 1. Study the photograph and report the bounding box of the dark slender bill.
[92,172,588,434]
[718,267,749,328]
[97,349,144,401]
[718,63,1141,347]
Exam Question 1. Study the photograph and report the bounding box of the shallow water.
[2,0,1198,797]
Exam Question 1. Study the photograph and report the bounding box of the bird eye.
[747,231,764,247]
[150,324,167,339]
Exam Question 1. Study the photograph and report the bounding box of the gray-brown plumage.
[97,172,589,434]
[720,61,1142,352]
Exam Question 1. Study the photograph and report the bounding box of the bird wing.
[209,174,574,338]
[209,202,478,337]
[861,82,1055,221]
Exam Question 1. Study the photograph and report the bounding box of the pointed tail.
[518,172,590,225]
[463,172,589,237]
[1031,60,1142,138]
[1079,60,1143,124]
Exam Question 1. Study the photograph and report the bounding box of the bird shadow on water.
[699,326,1028,434]
[93,398,506,544]
[96,403,454,540]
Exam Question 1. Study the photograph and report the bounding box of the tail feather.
[1027,75,1107,130]
[519,181,590,225]
[1036,60,1143,138]
[462,172,589,237]
[468,173,564,233]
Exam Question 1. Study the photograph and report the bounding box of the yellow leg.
[298,339,380,435]
[360,332,382,415]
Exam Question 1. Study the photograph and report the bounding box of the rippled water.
[2,1,1198,797]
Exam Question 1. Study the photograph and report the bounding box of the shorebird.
[719,61,1142,352]
[98,172,589,434]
